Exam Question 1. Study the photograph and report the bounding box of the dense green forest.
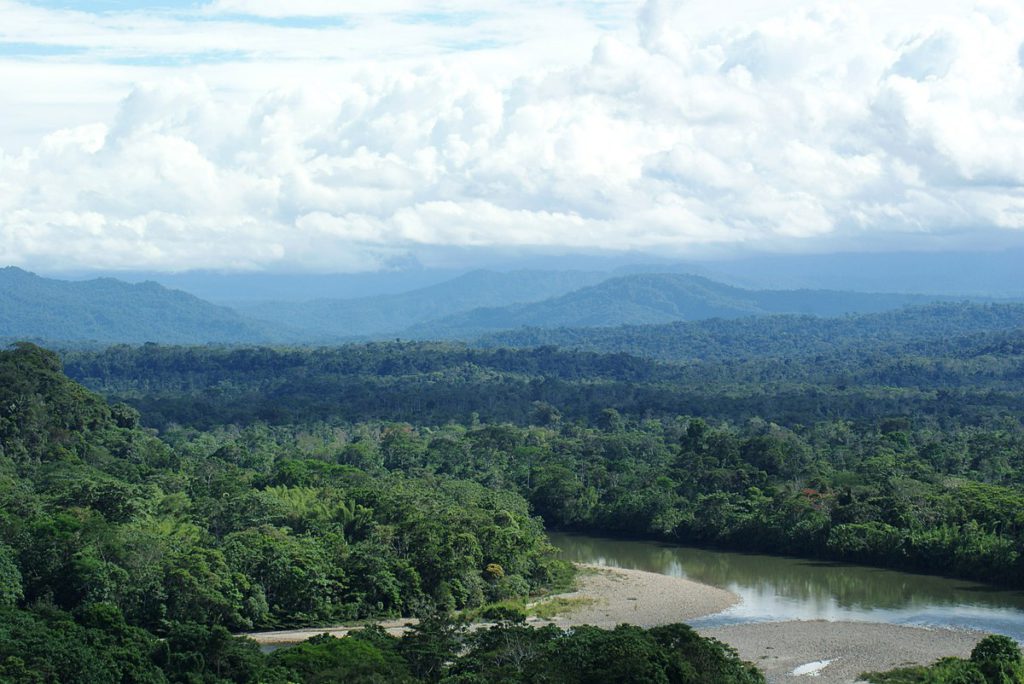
[58,318,1024,588]
[7,301,1024,680]
[63,309,1024,430]
[0,605,763,683]
[130,407,1024,589]
[0,343,773,682]
[478,302,1024,362]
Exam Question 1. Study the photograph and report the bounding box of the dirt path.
[241,618,417,645]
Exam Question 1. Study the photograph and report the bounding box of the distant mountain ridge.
[1,266,1010,346]
[399,272,961,339]
[55,248,1024,299]
[233,269,611,339]
[0,267,271,344]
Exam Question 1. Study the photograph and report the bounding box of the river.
[550,532,1024,641]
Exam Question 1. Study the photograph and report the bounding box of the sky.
[1,0,1024,273]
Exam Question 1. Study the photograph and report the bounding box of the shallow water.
[550,532,1024,640]
[791,660,832,676]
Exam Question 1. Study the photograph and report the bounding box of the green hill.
[0,267,271,344]
[402,273,956,339]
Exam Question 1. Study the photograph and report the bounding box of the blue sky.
[1,0,1023,272]
[24,1,353,28]
[0,1,611,70]
[24,0,200,9]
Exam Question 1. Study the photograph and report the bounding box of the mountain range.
[398,273,953,339]
[59,247,1024,299]
[0,265,1014,345]
[233,269,610,339]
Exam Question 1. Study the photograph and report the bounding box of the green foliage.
[400,613,469,682]
[865,636,1023,684]
[62,312,1024,437]
[269,630,416,683]
[157,622,266,683]
[7,300,1024,684]
[0,345,565,632]
[971,635,1024,683]
[0,605,167,684]
[476,602,528,624]
[131,413,1024,590]
[445,621,764,683]
[52,334,1024,588]
[0,544,22,607]
[480,302,1024,363]
[863,657,987,683]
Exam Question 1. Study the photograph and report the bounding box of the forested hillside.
[0,344,570,624]
[7,344,768,682]
[0,268,271,344]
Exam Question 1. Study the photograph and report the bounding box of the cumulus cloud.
[1,0,1024,271]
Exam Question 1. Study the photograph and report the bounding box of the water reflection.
[550,533,1024,640]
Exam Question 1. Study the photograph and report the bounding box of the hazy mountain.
[662,249,1024,296]
[37,247,1024,306]
[3,264,1012,347]
[476,302,1024,362]
[400,272,957,339]
[233,269,612,339]
[0,267,272,344]
[60,268,467,303]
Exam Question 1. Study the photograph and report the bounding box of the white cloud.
[1,0,1024,271]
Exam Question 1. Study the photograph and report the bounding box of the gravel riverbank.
[245,563,989,684]
[550,566,988,683]
[547,562,740,628]
[245,563,740,645]
[697,620,983,683]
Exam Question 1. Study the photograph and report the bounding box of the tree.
[0,544,22,607]
[971,635,1024,683]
